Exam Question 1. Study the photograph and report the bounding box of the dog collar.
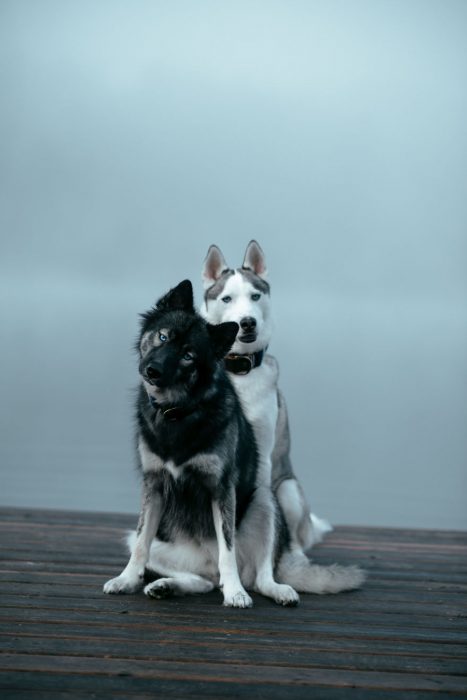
[148,395,195,422]
[224,349,265,376]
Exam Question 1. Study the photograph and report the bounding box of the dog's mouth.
[143,375,167,389]
[238,333,257,344]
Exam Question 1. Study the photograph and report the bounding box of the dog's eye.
[221,296,232,304]
[159,332,168,343]
[251,293,261,301]
[183,351,194,362]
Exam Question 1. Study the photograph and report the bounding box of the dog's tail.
[276,549,366,594]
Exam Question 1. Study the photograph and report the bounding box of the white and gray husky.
[104,280,364,607]
[202,240,331,553]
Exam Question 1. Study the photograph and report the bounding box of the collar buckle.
[228,354,254,375]
[224,350,266,375]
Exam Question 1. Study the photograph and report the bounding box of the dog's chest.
[138,438,222,482]
[230,358,278,461]
[141,452,181,480]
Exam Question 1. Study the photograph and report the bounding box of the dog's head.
[138,280,238,405]
[201,241,272,354]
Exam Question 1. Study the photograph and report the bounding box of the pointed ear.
[202,244,229,289]
[242,240,267,278]
[207,322,239,359]
[156,280,194,312]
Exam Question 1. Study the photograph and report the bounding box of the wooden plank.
[2,583,466,617]
[2,595,467,633]
[2,673,461,700]
[1,507,466,698]
[1,653,466,693]
[2,609,466,646]
[1,634,467,675]
[1,627,466,660]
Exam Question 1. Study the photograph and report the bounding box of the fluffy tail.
[277,550,366,594]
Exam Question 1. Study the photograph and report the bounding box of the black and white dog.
[103,280,364,607]
[202,241,331,553]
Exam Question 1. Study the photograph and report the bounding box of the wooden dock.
[0,506,466,698]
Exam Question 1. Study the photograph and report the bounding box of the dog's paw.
[272,583,300,607]
[103,573,142,595]
[144,579,176,599]
[223,588,253,608]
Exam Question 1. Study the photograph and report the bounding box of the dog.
[103,280,364,607]
[202,240,331,553]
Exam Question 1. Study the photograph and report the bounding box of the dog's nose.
[145,365,162,381]
[240,316,257,332]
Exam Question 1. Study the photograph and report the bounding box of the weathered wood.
[1,507,466,698]
[2,652,467,692]
[1,672,462,700]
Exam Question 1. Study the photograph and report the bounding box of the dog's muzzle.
[141,361,165,387]
[239,316,257,343]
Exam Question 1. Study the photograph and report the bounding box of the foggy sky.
[1,0,466,528]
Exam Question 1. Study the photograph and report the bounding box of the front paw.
[223,588,253,608]
[103,573,142,594]
[272,583,300,607]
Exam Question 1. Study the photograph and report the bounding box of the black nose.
[240,316,257,332]
[145,365,162,381]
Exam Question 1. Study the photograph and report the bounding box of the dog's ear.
[242,240,267,278]
[202,245,229,289]
[207,322,239,359]
[156,280,194,312]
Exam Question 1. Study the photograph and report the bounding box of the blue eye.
[251,293,261,301]
[159,332,167,343]
[183,351,194,361]
[221,296,232,304]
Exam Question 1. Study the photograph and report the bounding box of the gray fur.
[237,268,270,294]
[271,390,295,492]
[205,267,270,302]
[204,270,235,301]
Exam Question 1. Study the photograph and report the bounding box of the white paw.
[103,573,142,594]
[272,583,300,607]
[223,588,253,608]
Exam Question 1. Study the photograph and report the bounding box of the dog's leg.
[144,572,214,599]
[212,491,253,608]
[272,391,332,551]
[249,485,300,606]
[103,474,161,594]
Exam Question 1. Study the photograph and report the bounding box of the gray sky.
[1,0,466,528]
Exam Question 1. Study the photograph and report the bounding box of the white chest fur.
[230,355,279,484]
[137,440,181,479]
[137,438,223,481]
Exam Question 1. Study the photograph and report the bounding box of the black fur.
[135,280,259,547]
